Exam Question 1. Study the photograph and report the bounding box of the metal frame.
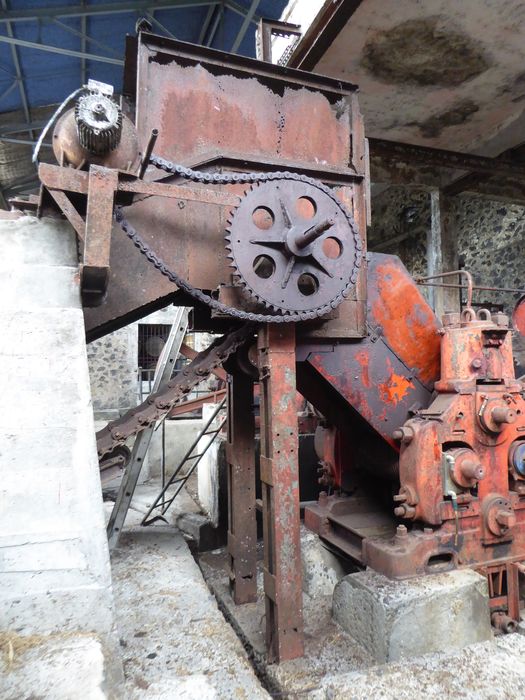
[1,0,33,139]
[257,323,304,662]
[230,0,259,53]
[226,371,257,604]
[0,0,269,204]
[0,1,259,24]
[141,395,227,525]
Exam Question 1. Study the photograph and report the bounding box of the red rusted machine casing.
[81,33,369,342]
[305,299,525,619]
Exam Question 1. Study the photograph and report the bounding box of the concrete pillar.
[0,215,122,691]
[428,190,459,317]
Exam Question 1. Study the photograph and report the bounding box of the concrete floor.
[23,478,507,699]
[200,540,525,700]
[105,480,268,699]
[104,480,525,699]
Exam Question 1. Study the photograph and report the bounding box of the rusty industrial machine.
[29,32,525,660]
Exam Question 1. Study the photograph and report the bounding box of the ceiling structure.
[0,0,289,205]
[3,0,525,207]
[288,0,525,201]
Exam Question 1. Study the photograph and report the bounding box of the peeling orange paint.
[371,259,440,386]
[378,359,414,406]
[355,350,371,388]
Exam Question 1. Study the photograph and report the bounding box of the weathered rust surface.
[226,372,257,605]
[82,165,119,305]
[136,34,361,174]
[258,323,303,662]
[365,309,525,619]
[297,253,440,451]
[80,35,368,339]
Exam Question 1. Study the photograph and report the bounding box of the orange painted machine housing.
[302,257,525,621]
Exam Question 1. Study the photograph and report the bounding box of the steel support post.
[257,323,304,662]
[226,371,257,604]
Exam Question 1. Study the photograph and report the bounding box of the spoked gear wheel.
[225,179,360,314]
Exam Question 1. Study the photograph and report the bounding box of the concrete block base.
[301,526,354,597]
[333,568,492,662]
[177,512,226,551]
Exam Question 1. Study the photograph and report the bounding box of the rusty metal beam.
[258,323,303,662]
[47,189,85,241]
[39,162,240,207]
[82,165,119,305]
[369,138,525,180]
[226,371,257,604]
[168,389,226,417]
[287,0,364,71]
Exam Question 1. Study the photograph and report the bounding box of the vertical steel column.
[226,371,257,604]
[257,323,304,662]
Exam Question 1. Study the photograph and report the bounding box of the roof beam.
[52,18,122,58]
[80,2,87,85]
[0,120,49,135]
[369,138,525,180]
[287,0,364,70]
[198,3,217,44]
[226,1,260,24]
[230,0,260,53]
[1,0,33,139]
[0,34,124,65]
[145,10,177,39]
[0,136,51,147]
[205,3,224,47]
[0,79,17,102]
[0,1,216,23]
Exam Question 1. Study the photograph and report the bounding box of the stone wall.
[87,325,138,420]
[369,188,525,309]
[369,187,525,370]
[87,306,181,420]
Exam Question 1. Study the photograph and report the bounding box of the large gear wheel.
[225,179,360,315]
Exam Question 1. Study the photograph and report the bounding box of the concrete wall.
[0,215,122,690]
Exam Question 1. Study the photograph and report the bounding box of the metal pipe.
[417,270,473,308]
[138,128,158,179]
[491,611,518,634]
[418,282,525,296]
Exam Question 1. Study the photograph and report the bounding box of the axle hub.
[225,179,360,315]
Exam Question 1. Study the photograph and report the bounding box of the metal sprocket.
[225,179,360,314]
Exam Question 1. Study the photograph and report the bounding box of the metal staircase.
[107,308,190,549]
[141,396,227,526]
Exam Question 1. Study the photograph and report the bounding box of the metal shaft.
[295,217,334,249]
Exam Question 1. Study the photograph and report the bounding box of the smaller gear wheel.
[225,179,360,315]
[75,92,122,155]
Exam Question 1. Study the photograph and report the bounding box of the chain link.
[97,323,254,461]
[114,154,363,323]
[98,155,363,460]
